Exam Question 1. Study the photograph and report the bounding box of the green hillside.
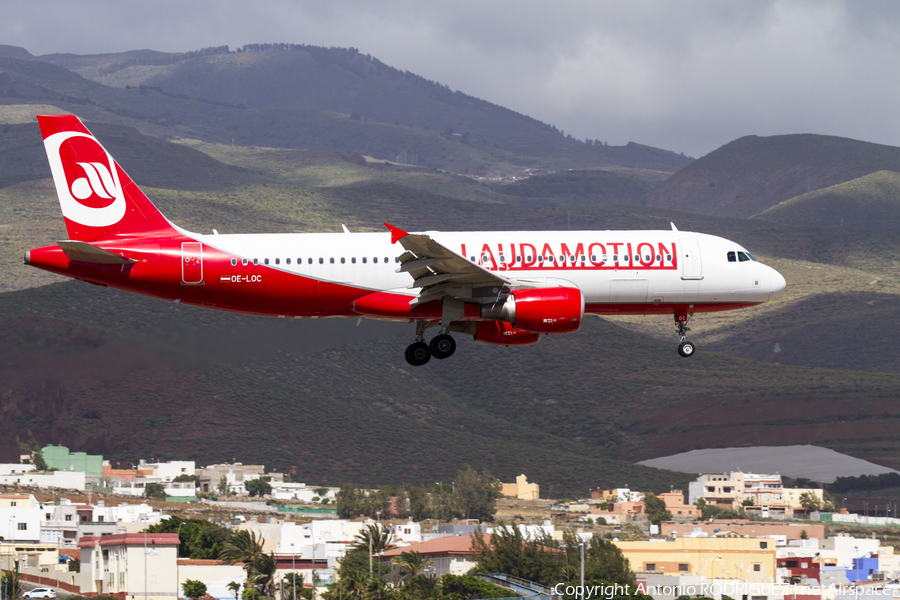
[498,169,658,207]
[644,134,900,218]
[0,281,693,496]
[3,280,900,492]
[753,170,900,229]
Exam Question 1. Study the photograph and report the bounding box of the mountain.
[643,134,900,218]
[753,170,900,229]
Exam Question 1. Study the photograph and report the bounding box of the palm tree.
[352,523,395,555]
[226,581,241,600]
[283,572,313,600]
[249,552,278,597]
[390,551,434,585]
[219,529,265,580]
[338,566,369,600]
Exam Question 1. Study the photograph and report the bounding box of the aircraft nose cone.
[769,268,786,299]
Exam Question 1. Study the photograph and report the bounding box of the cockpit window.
[738,251,752,262]
[727,251,736,262]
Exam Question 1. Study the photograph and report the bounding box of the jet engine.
[480,287,584,334]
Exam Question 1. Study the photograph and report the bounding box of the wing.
[385,223,511,306]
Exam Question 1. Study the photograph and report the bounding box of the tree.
[336,483,365,518]
[1,572,24,600]
[245,476,273,497]
[182,579,208,600]
[249,552,277,596]
[174,474,201,487]
[67,556,80,572]
[407,484,430,522]
[149,516,230,559]
[283,573,313,600]
[390,551,434,584]
[226,581,241,600]
[220,530,265,580]
[353,523,395,555]
[441,574,511,599]
[472,525,564,586]
[452,465,502,521]
[642,493,671,526]
[799,491,822,513]
[218,475,230,498]
[16,431,47,471]
[144,482,167,500]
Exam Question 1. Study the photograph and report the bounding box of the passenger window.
[264,258,269,265]
[738,251,750,262]
[591,255,596,262]
[538,256,543,263]
[231,258,237,266]
[727,251,737,262]
[470,256,475,262]
[580,255,585,262]
[613,255,618,261]
[526,256,532,262]
[517,256,522,263]
[656,255,661,262]
[373,257,378,263]
[351,257,356,264]
[569,255,575,262]
[319,258,324,264]
[644,256,650,262]
[331,258,335,264]
[253,258,259,265]
[310,258,314,264]
[275,258,280,265]
[500,255,506,262]
[666,254,672,261]
[559,256,564,262]
[602,255,608,261]
[286,258,291,265]
[297,258,302,264]
[634,255,639,261]
[242,258,248,266]
[362,257,367,264]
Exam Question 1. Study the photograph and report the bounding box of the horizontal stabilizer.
[57,240,137,265]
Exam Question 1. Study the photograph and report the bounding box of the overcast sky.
[4,0,900,158]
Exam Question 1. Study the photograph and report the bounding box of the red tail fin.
[37,115,177,242]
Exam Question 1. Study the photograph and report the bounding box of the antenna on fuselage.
[670,222,679,231]
[342,224,351,233]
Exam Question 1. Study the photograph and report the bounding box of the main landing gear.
[405,322,456,366]
[675,312,695,358]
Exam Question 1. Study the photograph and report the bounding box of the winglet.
[384,223,409,244]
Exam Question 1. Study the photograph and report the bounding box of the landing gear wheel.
[405,342,431,366]
[678,341,695,358]
[430,334,456,359]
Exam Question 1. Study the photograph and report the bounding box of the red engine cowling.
[481,287,584,334]
[474,320,542,346]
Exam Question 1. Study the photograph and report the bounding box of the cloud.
[3,0,899,157]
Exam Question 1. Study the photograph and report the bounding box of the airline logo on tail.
[43,131,125,227]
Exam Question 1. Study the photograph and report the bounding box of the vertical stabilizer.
[37,115,176,242]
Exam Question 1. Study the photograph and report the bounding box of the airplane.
[24,115,786,366]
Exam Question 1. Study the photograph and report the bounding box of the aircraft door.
[181,242,203,284]
[680,238,703,280]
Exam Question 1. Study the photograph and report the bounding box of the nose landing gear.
[675,312,695,357]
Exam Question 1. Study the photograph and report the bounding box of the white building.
[78,532,179,599]
[0,494,42,543]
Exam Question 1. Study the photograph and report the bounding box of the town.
[2,444,899,600]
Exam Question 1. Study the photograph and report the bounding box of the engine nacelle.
[473,320,542,346]
[481,287,584,334]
